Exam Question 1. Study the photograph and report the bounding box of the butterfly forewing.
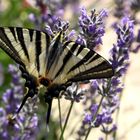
[0,27,50,77]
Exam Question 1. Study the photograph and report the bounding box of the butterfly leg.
[44,86,61,126]
[44,94,53,126]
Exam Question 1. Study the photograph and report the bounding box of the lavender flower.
[110,17,134,73]
[77,17,134,140]
[29,0,79,36]
[64,83,86,102]
[97,17,134,137]
[131,0,140,11]
[114,0,140,18]
[113,0,140,54]
[0,64,38,140]
[78,8,108,49]
[114,0,131,18]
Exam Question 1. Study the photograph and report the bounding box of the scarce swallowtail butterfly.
[0,27,114,125]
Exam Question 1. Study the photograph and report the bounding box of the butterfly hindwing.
[47,41,114,84]
[66,44,114,82]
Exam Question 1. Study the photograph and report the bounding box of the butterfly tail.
[16,88,36,113]
[46,98,53,129]
[16,93,29,113]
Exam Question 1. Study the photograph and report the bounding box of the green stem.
[93,95,104,120]
[58,98,63,132]
[113,76,126,139]
[105,134,108,140]
[84,127,92,140]
[59,101,74,140]
[84,95,105,140]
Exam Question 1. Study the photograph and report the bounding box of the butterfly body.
[0,27,114,125]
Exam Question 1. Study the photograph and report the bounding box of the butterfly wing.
[0,27,50,77]
[46,41,114,84]
[66,43,114,82]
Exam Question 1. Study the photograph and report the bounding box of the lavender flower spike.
[78,7,108,49]
[0,65,38,140]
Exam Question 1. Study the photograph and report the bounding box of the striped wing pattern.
[0,27,50,78]
[50,42,113,84]
[0,27,114,86]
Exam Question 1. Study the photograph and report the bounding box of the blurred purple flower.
[131,29,140,53]
[99,137,104,140]
[101,124,117,134]
[114,0,140,18]
[83,113,93,124]
[91,104,98,115]
[0,65,38,139]
[113,0,140,54]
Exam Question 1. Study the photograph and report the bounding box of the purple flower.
[0,65,38,139]
[64,83,85,102]
[83,113,92,124]
[66,30,76,41]
[76,35,86,45]
[77,17,134,139]
[91,104,98,115]
[114,0,140,18]
[0,108,6,123]
[101,124,117,134]
[96,17,134,135]
[94,114,103,127]
[99,137,104,140]
[91,80,100,91]
[78,8,108,49]
[131,29,140,53]
[110,17,134,75]
[28,13,36,22]
[44,15,70,36]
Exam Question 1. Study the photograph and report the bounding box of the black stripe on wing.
[16,27,30,61]
[0,27,24,66]
[69,68,113,82]
[0,41,25,66]
[35,30,42,72]
[28,29,34,42]
[67,49,95,73]
[67,48,114,82]
[0,27,19,56]
[47,31,63,71]
[54,42,78,78]
[9,27,18,42]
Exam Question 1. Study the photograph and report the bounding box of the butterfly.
[0,27,114,125]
